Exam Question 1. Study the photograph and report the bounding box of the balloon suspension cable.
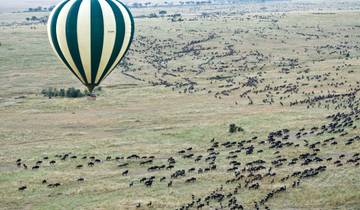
[87,85,96,100]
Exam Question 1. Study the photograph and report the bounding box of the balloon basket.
[87,93,97,101]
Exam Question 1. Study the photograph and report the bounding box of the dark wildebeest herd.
[121,12,360,110]
[15,104,360,208]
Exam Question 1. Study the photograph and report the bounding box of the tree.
[132,3,143,8]
[159,10,167,15]
[149,13,158,18]
[229,124,244,133]
[48,5,55,11]
[59,89,65,97]
[229,124,237,133]
[41,87,86,98]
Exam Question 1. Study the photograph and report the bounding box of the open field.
[0,1,360,210]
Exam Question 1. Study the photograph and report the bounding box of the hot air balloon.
[47,0,135,94]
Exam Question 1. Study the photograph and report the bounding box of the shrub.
[229,123,244,133]
[41,87,88,98]
[229,124,237,133]
[159,10,167,15]
[149,13,158,18]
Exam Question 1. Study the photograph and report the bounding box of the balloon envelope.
[47,0,135,92]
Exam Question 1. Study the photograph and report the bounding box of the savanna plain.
[0,1,360,209]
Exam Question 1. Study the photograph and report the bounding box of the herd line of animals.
[15,105,359,209]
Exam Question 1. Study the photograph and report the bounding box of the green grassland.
[0,2,360,210]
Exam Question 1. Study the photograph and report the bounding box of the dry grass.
[0,2,360,210]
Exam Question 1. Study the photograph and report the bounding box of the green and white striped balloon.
[47,0,135,92]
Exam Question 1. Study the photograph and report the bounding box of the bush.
[149,13,158,18]
[41,87,88,98]
[229,124,236,133]
[159,10,167,15]
[229,123,244,133]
